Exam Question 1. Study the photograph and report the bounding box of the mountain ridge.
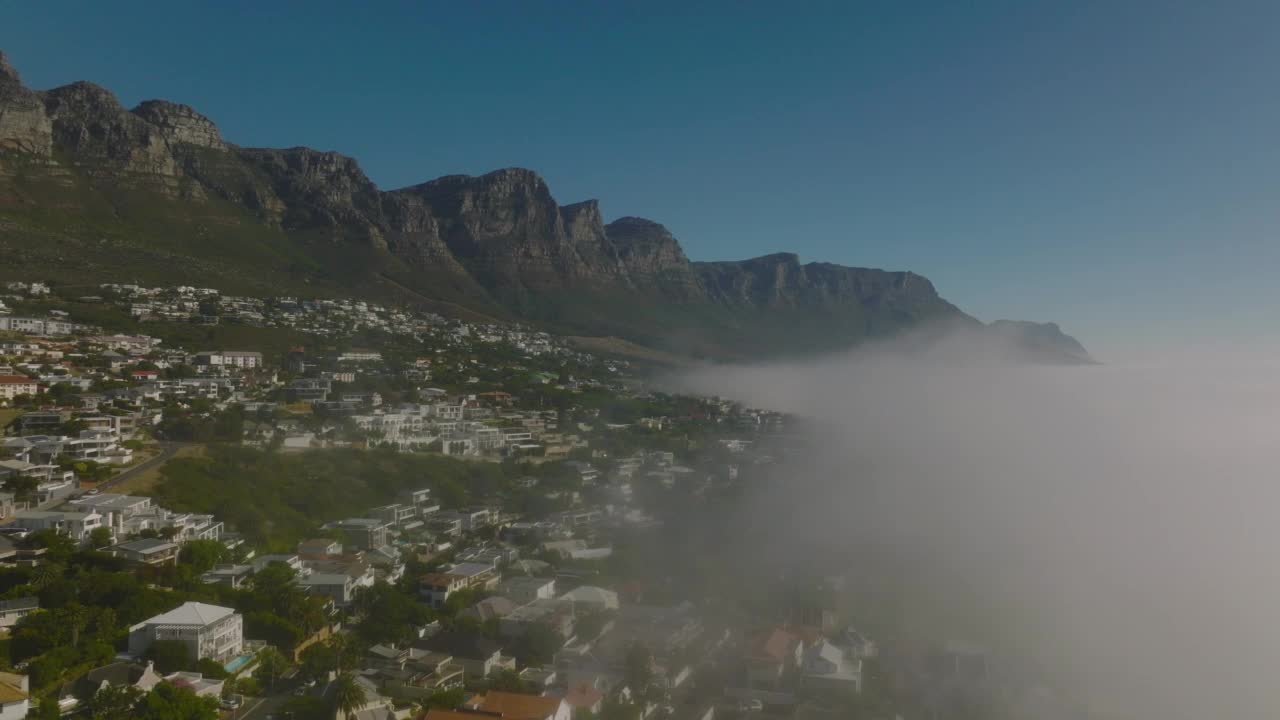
[0,50,1091,363]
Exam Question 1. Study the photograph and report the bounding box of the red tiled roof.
[466,691,563,720]
[754,628,800,662]
[422,711,481,720]
[795,625,824,645]
[564,684,604,709]
[0,376,35,385]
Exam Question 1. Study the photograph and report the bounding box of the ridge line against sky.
[5,0,1280,359]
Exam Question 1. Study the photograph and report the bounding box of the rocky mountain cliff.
[0,51,1090,362]
[0,53,51,156]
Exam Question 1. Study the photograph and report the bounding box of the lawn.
[112,444,207,495]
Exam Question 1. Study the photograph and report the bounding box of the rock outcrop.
[42,82,180,179]
[560,200,628,282]
[132,100,224,149]
[986,320,1094,364]
[236,147,385,241]
[607,217,692,275]
[698,253,929,306]
[0,51,52,157]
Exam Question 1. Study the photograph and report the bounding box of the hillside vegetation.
[152,446,517,548]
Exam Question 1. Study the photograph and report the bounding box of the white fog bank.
[668,333,1280,720]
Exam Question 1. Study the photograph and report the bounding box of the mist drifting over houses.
[667,327,1280,720]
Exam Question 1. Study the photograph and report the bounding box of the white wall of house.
[0,697,28,720]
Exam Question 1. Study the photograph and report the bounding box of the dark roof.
[368,644,405,660]
[60,662,144,700]
[114,538,178,554]
[84,662,142,685]
[0,597,38,611]
[415,629,503,660]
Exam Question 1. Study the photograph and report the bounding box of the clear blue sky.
[5,1,1279,356]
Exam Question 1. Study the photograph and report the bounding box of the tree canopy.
[330,673,367,720]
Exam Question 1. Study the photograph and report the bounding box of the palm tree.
[65,603,87,647]
[329,633,351,674]
[350,585,375,623]
[254,647,288,690]
[331,673,367,720]
[28,562,63,590]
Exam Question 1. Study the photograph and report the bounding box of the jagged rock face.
[377,192,474,275]
[696,252,950,311]
[131,100,224,149]
[805,262,943,307]
[0,53,18,87]
[698,252,808,306]
[606,217,691,274]
[0,51,52,156]
[560,200,627,280]
[392,168,591,291]
[561,199,604,245]
[403,168,563,253]
[600,216,701,299]
[238,147,386,241]
[41,82,179,178]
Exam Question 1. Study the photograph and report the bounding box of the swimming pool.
[224,654,255,673]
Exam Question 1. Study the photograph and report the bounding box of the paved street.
[97,441,192,491]
[226,679,303,720]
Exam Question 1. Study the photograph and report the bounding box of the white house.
[128,602,243,663]
[0,376,37,402]
[496,577,556,605]
[801,639,862,693]
[559,586,619,612]
[12,510,107,545]
[62,430,122,462]
[0,672,29,720]
[65,493,152,532]
[298,572,357,607]
[251,553,307,575]
[419,573,469,608]
[161,670,224,698]
[0,598,38,629]
[0,317,74,336]
[192,351,262,369]
[116,507,223,543]
[111,539,180,566]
